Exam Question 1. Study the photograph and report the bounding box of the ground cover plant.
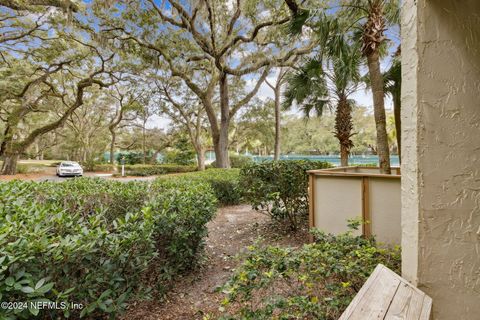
[240,160,332,229]
[218,227,401,320]
[0,178,217,319]
[159,169,242,206]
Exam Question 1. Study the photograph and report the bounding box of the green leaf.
[28,304,40,316]
[35,278,46,290]
[21,286,34,293]
[36,282,54,294]
[5,277,14,286]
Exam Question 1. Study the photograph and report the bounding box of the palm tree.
[364,55,401,161]
[286,0,399,173]
[283,40,361,167]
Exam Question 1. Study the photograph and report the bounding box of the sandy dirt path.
[122,205,308,320]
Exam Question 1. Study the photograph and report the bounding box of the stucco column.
[401,1,480,319]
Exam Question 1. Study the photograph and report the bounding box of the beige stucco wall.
[401,1,480,319]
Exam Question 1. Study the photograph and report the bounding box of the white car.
[56,161,83,177]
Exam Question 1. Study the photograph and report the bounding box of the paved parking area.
[34,173,157,182]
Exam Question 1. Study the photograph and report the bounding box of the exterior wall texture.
[401,1,480,319]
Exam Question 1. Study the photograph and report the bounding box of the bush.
[122,164,197,176]
[218,228,401,320]
[229,154,254,168]
[162,150,195,166]
[82,162,115,172]
[0,178,216,319]
[211,154,254,169]
[158,169,241,206]
[239,160,331,230]
[14,164,47,174]
[116,152,150,165]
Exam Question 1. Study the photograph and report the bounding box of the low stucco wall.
[309,167,401,244]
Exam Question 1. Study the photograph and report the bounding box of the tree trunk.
[274,85,281,161]
[215,73,230,168]
[366,51,391,174]
[197,147,206,171]
[109,129,116,164]
[35,142,41,160]
[334,96,354,167]
[142,121,146,165]
[393,92,401,163]
[1,152,19,175]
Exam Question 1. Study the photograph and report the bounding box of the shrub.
[116,152,149,165]
[218,228,401,320]
[158,169,241,205]
[211,154,254,169]
[14,164,47,174]
[89,163,115,172]
[229,154,254,168]
[122,164,198,176]
[0,178,216,319]
[239,160,331,230]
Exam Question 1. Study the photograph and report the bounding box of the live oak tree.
[0,0,79,12]
[265,67,288,160]
[231,98,275,156]
[95,0,312,168]
[107,84,143,164]
[155,79,209,171]
[63,88,114,167]
[0,18,118,174]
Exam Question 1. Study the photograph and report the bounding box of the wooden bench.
[339,264,432,320]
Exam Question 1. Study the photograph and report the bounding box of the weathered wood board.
[339,264,432,320]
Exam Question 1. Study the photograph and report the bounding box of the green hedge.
[122,164,198,176]
[211,154,254,169]
[239,160,332,230]
[0,178,216,319]
[158,169,241,206]
[218,228,401,320]
[89,163,115,172]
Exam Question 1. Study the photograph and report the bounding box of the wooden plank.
[340,264,433,320]
[347,270,400,320]
[419,295,432,320]
[339,265,387,320]
[362,177,372,237]
[384,283,426,320]
[306,167,401,179]
[308,174,315,243]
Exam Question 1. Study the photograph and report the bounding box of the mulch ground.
[122,205,309,320]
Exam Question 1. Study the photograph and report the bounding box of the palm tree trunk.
[367,51,391,174]
[335,96,354,167]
